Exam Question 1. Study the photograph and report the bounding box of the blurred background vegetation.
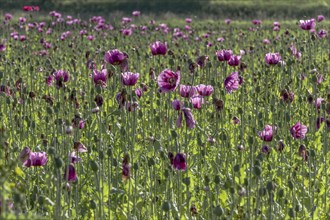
[0,0,329,19]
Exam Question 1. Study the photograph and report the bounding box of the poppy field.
[0,8,329,220]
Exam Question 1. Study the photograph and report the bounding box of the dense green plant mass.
[0,9,329,220]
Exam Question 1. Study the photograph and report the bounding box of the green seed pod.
[253,166,262,176]
[183,177,190,186]
[90,200,97,209]
[234,164,240,172]
[162,201,171,212]
[54,157,64,168]
[213,206,223,216]
[90,161,99,172]
[214,175,220,184]
[277,188,284,198]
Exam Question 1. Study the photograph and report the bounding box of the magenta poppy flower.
[135,88,143,98]
[281,90,294,103]
[104,49,127,65]
[196,84,214,97]
[179,85,196,98]
[172,99,183,111]
[263,39,271,44]
[225,19,231,24]
[318,29,327,38]
[4,13,13,21]
[54,70,69,88]
[317,15,325,22]
[258,125,274,142]
[290,44,302,59]
[216,49,232,61]
[157,69,180,93]
[224,72,240,93]
[19,147,31,163]
[273,26,280,31]
[122,17,132,24]
[173,153,186,171]
[132,11,141,16]
[185,18,192,23]
[273,21,280,27]
[190,95,204,109]
[183,108,195,129]
[0,44,6,52]
[290,122,308,139]
[74,141,87,152]
[227,55,241,66]
[64,164,77,182]
[46,75,53,86]
[252,19,262,25]
[92,69,107,87]
[19,17,26,23]
[121,72,139,86]
[121,29,132,36]
[122,154,131,180]
[23,152,48,167]
[299,19,316,30]
[315,98,324,109]
[150,41,167,56]
[78,120,85,129]
[265,53,281,65]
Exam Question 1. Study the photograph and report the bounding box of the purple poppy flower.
[273,21,280,27]
[224,72,240,93]
[122,17,132,24]
[227,55,241,66]
[317,15,325,22]
[64,164,77,182]
[185,18,192,23]
[232,116,240,124]
[121,29,133,36]
[179,85,196,98]
[263,39,271,44]
[273,26,280,31]
[122,154,131,180]
[125,101,140,112]
[315,98,324,109]
[299,19,316,30]
[290,44,301,59]
[196,84,213,97]
[316,117,325,130]
[46,75,53,86]
[87,35,94,41]
[172,99,182,111]
[225,19,231,24]
[4,13,13,21]
[157,69,180,93]
[121,72,139,86]
[0,44,6,52]
[74,141,87,152]
[261,145,271,154]
[135,88,143,98]
[19,17,26,23]
[318,29,327,38]
[19,147,31,163]
[290,122,308,139]
[104,49,127,65]
[281,90,294,103]
[216,49,232,61]
[23,152,48,167]
[190,95,204,109]
[54,70,69,88]
[150,41,167,56]
[258,125,274,142]
[176,111,183,128]
[173,153,186,171]
[252,19,262,25]
[196,55,208,67]
[183,108,195,129]
[92,69,107,87]
[132,11,141,16]
[265,52,281,65]
[79,120,85,129]
[317,74,324,84]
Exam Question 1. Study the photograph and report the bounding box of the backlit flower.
[258,125,274,142]
[157,69,180,93]
[290,122,308,139]
[121,72,139,86]
[150,41,167,56]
